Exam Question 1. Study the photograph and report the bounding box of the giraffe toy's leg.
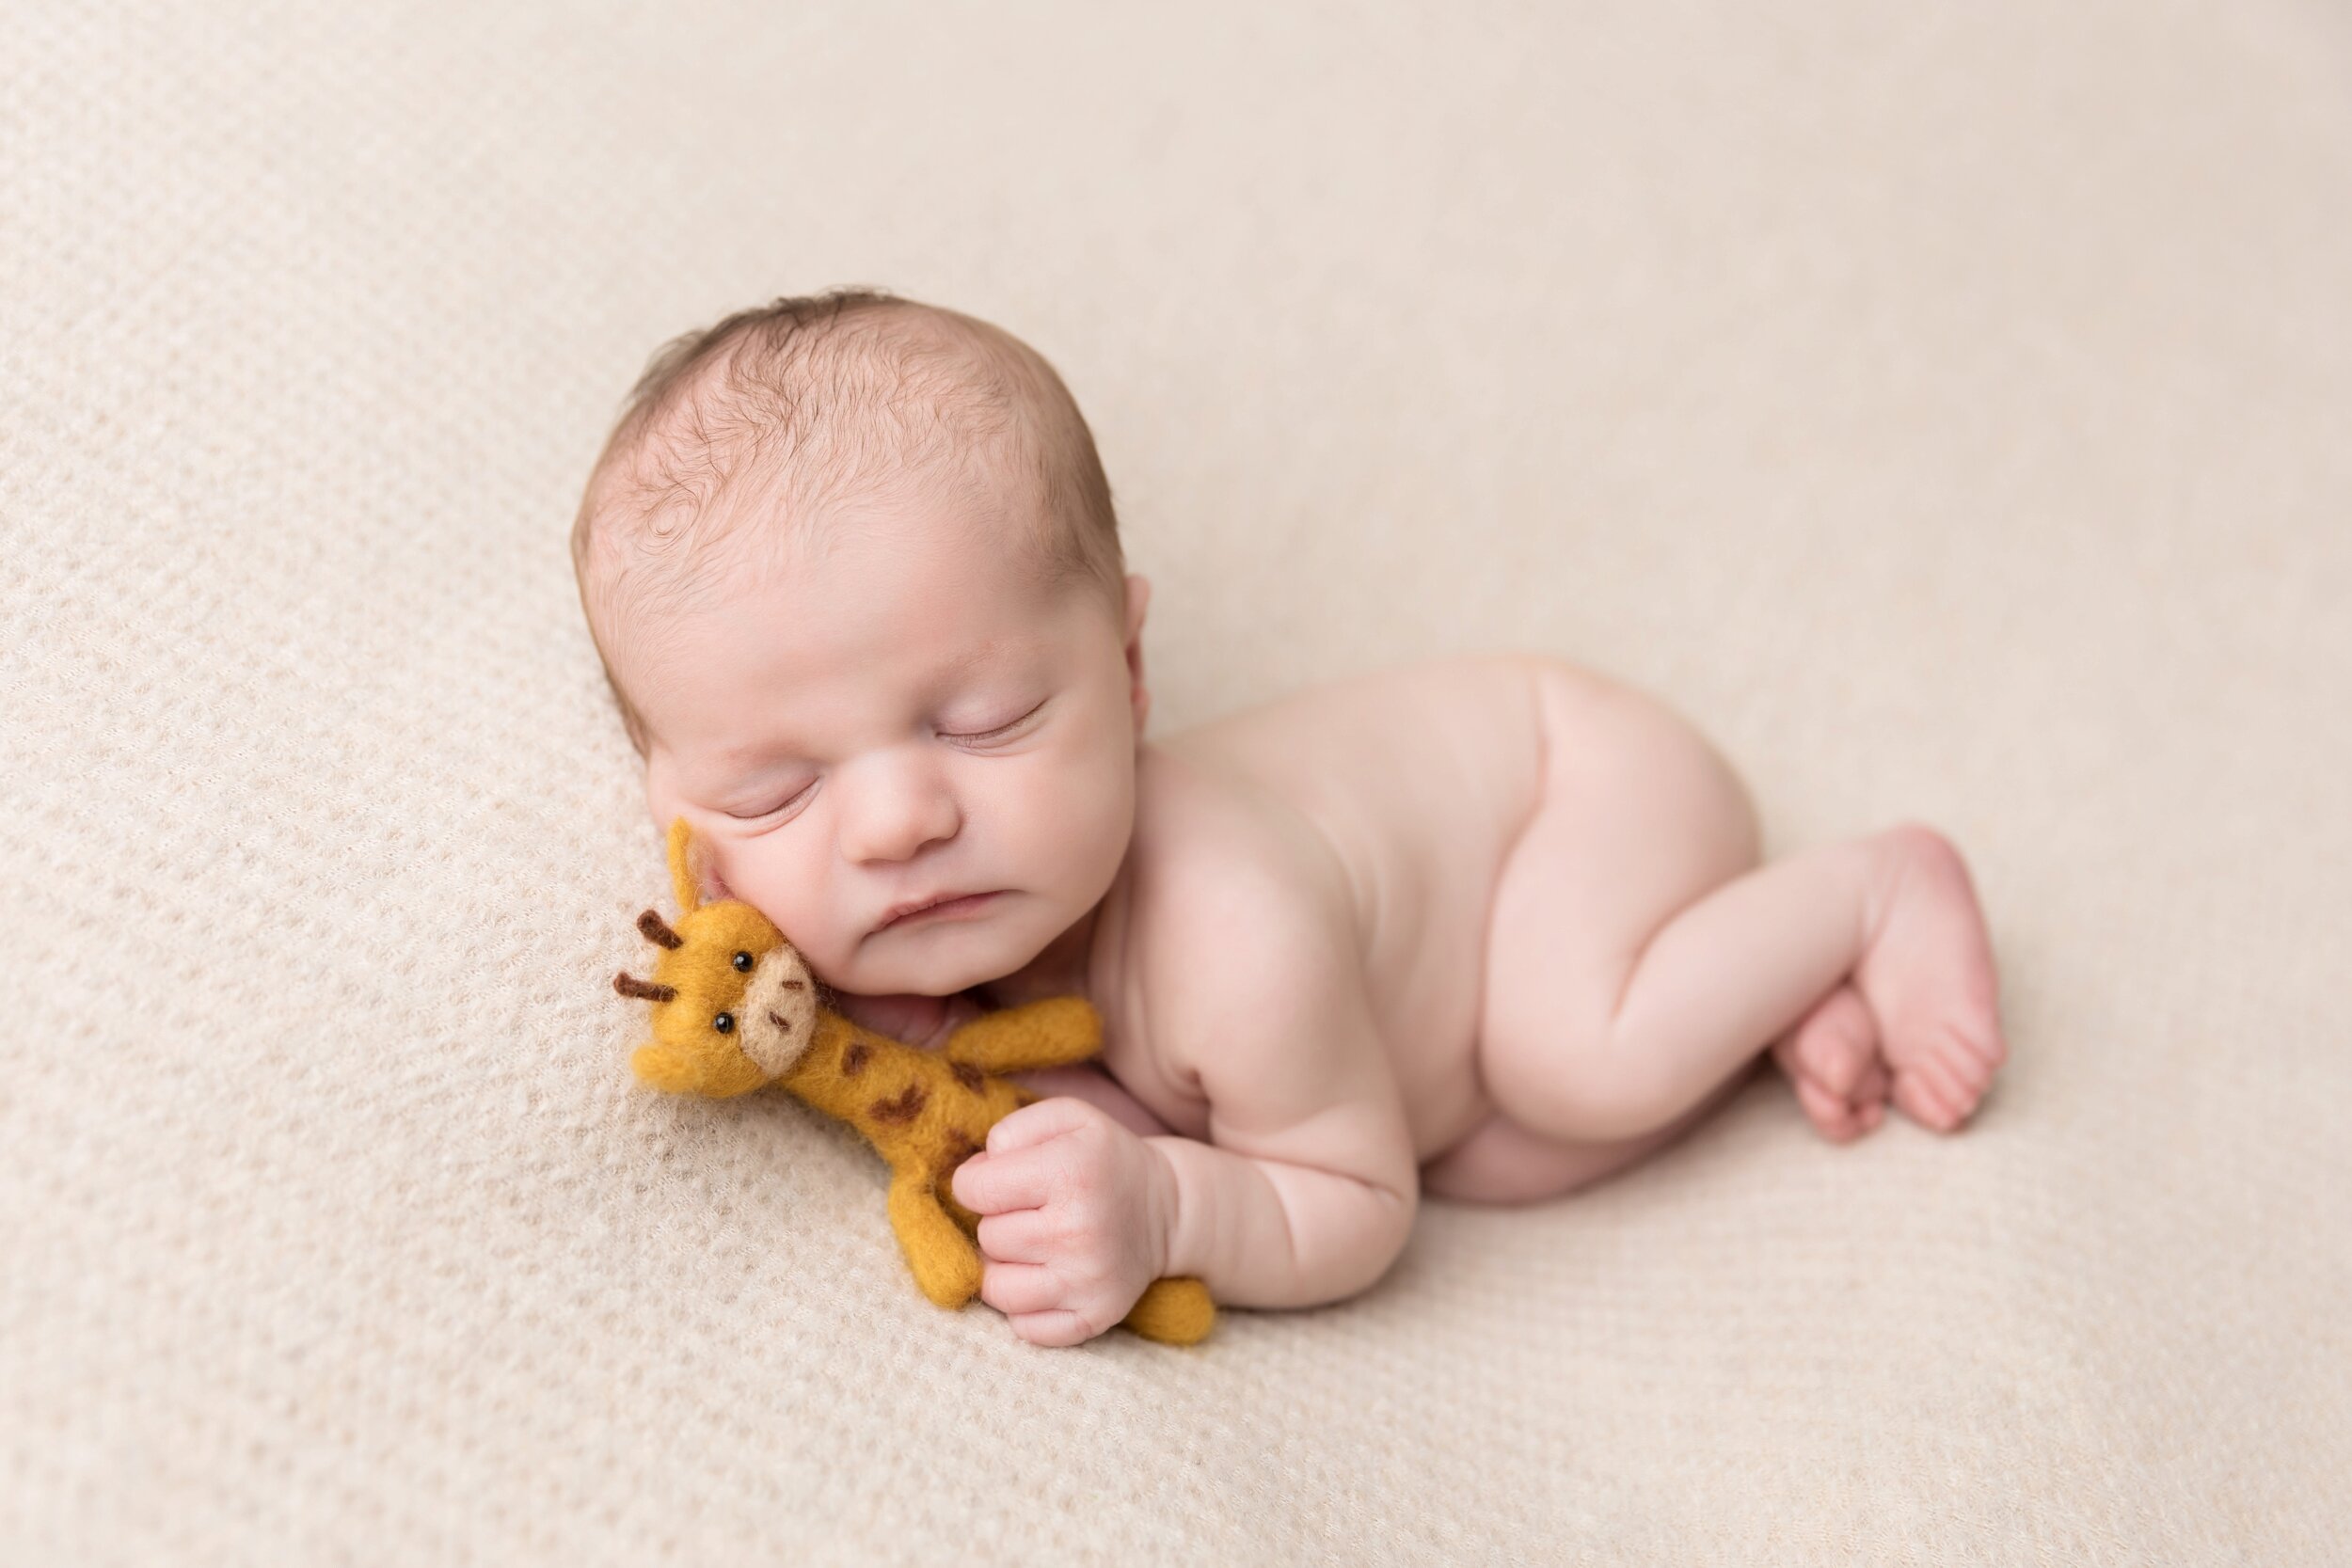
[884,1164,984,1308]
[943,997,1104,1074]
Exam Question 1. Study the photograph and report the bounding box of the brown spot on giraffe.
[948,1060,983,1093]
[868,1083,928,1123]
[942,1128,982,1168]
[840,1039,872,1077]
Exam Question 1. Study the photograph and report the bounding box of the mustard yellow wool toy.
[612,816,1216,1347]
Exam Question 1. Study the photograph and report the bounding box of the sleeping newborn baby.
[570,287,2010,1347]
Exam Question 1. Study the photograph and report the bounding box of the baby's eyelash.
[948,700,1045,744]
[723,781,814,821]
[722,702,1046,821]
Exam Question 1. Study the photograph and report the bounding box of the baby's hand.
[829,989,985,1052]
[950,1096,1176,1348]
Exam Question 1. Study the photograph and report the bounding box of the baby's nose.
[839,772,961,863]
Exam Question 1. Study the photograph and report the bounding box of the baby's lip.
[876,889,1001,929]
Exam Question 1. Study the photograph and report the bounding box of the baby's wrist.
[1142,1136,1185,1279]
[1144,1134,1226,1282]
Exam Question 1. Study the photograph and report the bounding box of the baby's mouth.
[879,890,1003,930]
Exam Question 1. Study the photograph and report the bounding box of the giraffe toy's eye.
[713,1012,736,1034]
[732,951,753,973]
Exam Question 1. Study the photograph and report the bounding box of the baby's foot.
[1771,982,1891,1143]
[1848,823,2010,1133]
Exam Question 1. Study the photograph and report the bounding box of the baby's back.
[1101,651,1550,1162]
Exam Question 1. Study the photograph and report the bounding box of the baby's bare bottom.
[1440,664,2008,1199]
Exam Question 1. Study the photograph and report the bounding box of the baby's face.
[627,484,1147,998]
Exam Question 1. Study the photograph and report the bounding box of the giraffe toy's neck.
[778,1013,947,1123]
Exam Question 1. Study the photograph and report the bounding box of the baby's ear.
[1122,574,1152,736]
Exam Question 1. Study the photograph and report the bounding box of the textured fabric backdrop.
[5,2,2349,1562]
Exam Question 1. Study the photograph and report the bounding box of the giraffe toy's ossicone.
[613,816,1216,1347]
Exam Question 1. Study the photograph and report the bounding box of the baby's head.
[571,287,1150,999]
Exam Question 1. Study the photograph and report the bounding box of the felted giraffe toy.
[613,816,1217,1347]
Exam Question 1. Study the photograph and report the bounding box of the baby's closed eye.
[723,782,813,820]
[947,697,1048,746]
[717,697,1052,822]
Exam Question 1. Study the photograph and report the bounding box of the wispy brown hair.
[569,286,1126,757]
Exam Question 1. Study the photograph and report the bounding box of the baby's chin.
[832,914,1040,997]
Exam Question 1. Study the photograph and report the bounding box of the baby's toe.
[1938,1038,1994,1095]
[1852,1056,1892,1111]
[1890,1072,1959,1132]
[1915,1050,1985,1115]
[1892,1059,1977,1132]
[1789,1073,1867,1143]
[1956,1020,2010,1071]
[1781,985,1879,1099]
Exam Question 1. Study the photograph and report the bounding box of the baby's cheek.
[1016,745,1127,838]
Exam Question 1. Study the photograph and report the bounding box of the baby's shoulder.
[1127,740,1359,944]
[1116,743,1367,1078]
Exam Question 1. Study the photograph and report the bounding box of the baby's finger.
[984,1095,1100,1155]
[979,1260,1065,1317]
[950,1148,1054,1215]
[1008,1308,1091,1349]
[975,1206,1060,1266]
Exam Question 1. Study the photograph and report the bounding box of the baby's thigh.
[1478,664,1763,1060]
[1422,1062,1756,1204]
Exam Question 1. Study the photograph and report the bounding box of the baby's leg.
[1476,666,2007,1147]
[1422,1057,1762,1205]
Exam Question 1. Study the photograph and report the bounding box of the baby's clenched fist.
[950,1095,1177,1347]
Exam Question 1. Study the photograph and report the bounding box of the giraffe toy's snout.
[737,944,823,1080]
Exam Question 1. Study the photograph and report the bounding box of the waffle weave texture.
[4,2,2349,1562]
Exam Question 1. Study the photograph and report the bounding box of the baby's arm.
[1142,902,1422,1310]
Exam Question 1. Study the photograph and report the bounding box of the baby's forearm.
[1146,1134,1415,1310]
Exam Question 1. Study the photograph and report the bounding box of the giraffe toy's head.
[615,817,829,1096]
